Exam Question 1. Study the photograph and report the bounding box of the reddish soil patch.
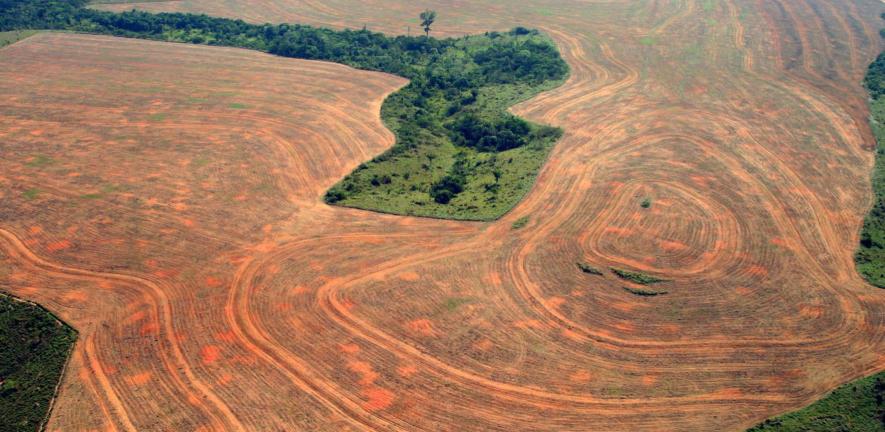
[361,387,394,411]
[200,345,221,366]
[45,240,72,252]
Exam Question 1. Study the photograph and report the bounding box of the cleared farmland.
[1,0,884,431]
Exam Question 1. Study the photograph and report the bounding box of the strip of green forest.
[0,293,77,432]
[746,371,884,432]
[856,15,885,288]
[0,0,568,220]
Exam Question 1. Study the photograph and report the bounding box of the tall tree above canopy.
[420,9,436,37]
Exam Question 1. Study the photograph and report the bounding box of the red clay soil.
[2,0,885,430]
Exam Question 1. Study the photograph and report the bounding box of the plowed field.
[2,0,885,430]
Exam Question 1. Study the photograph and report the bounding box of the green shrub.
[622,286,667,296]
[577,262,603,275]
[611,268,667,285]
[511,216,530,230]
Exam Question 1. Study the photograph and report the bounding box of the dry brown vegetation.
[2,0,885,430]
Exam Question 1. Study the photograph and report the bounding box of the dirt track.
[2,0,885,430]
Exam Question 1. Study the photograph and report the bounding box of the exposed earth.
[1,0,884,430]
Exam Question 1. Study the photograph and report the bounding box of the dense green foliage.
[857,48,885,288]
[326,32,566,220]
[611,268,667,285]
[747,371,884,432]
[577,262,603,275]
[0,0,568,220]
[866,53,885,100]
[0,293,76,432]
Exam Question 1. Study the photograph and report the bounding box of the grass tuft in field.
[21,188,39,200]
[511,216,530,230]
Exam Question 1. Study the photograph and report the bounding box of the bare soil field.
[2,0,885,430]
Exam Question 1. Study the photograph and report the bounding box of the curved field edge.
[857,22,885,288]
[0,0,569,221]
[746,371,884,431]
[0,292,77,432]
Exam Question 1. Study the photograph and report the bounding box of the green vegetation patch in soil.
[577,262,603,275]
[511,216,531,230]
[622,286,667,297]
[611,267,667,285]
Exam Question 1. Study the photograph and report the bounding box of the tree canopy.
[420,9,436,37]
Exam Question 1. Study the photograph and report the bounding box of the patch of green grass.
[443,297,472,312]
[228,102,248,109]
[611,268,667,285]
[25,154,53,168]
[577,262,603,275]
[252,182,276,195]
[191,156,210,168]
[0,293,77,432]
[80,193,102,199]
[101,183,122,194]
[511,216,530,230]
[147,113,167,122]
[601,387,626,397]
[702,0,716,12]
[640,197,652,208]
[622,286,668,297]
[684,42,704,67]
[639,36,656,46]
[22,188,39,200]
[857,48,885,288]
[0,30,37,48]
[747,371,884,431]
